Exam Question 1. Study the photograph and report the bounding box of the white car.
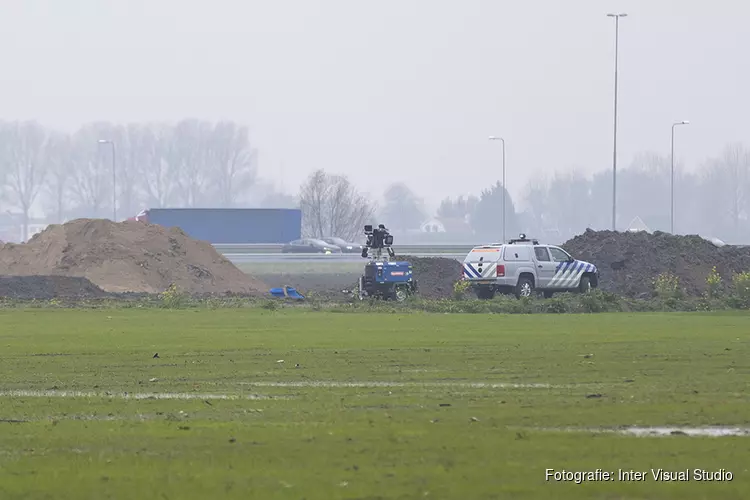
[462,234,600,299]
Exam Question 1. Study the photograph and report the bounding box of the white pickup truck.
[461,235,599,299]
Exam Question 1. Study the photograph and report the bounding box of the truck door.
[533,246,556,288]
[548,246,579,288]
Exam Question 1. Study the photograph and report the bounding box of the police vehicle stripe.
[468,263,482,278]
[464,263,481,279]
[546,260,597,288]
[554,262,577,287]
[572,262,588,287]
[549,261,573,287]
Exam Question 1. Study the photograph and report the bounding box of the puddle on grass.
[241,381,563,389]
[540,426,750,437]
[0,390,284,400]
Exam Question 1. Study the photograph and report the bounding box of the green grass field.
[1,309,749,499]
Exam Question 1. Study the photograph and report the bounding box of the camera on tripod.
[362,224,395,259]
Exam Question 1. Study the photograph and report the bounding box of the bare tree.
[41,131,74,224]
[1,121,49,240]
[137,123,176,208]
[299,169,376,241]
[69,122,116,218]
[722,143,749,236]
[171,119,211,207]
[208,121,257,207]
[114,123,146,217]
[619,153,671,232]
[0,121,9,209]
[700,143,750,241]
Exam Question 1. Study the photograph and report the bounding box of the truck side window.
[534,247,550,261]
[549,247,571,262]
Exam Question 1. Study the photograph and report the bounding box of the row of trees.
[521,145,750,243]
[296,170,517,242]
[298,143,750,244]
[0,119,273,240]
[2,118,748,244]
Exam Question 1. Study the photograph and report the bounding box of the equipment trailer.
[357,224,418,302]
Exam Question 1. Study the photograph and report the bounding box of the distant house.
[627,216,651,233]
[420,216,474,235]
[420,218,446,233]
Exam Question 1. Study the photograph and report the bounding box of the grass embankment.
[1,309,749,499]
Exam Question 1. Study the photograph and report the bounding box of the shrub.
[653,272,682,299]
[731,272,750,308]
[261,299,280,311]
[544,296,571,314]
[453,279,471,300]
[579,289,619,313]
[706,266,723,298]
[159,283,188,309]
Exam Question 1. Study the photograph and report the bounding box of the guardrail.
[213,243,478,254]
[224,252,467,263]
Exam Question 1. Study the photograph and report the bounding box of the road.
[214,243,473,264]
[223,252,466,264]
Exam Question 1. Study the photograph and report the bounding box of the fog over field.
[1,0,749,242]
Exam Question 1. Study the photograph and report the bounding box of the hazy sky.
[2,0,748,213]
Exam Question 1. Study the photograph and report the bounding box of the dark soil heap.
[0,218,267,296]
[561,229,750,298]
[400,255,462,299]
[0,276,111,300]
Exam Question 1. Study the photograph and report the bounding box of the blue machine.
[358,224,418,302]
[269,286,305,300]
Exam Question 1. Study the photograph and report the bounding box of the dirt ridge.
[0,218,267,296]
[562,229,750,297]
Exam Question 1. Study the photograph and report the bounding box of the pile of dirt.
[0,276,112,300]
[561,229,750,298]
[401,255,462,299]
[0,218,267,296]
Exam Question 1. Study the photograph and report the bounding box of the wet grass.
[1,309,749,499]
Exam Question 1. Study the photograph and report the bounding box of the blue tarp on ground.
[269,286,305,300]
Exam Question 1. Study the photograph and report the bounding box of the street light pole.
[98,139,117,221]
[489,136,507,242]
[670,121,689,234]
[607,12,627,231]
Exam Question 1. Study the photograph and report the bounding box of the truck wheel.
[579,276,592,294]
[393,285,408,302]
[515,277,534,299]
[475,287,495,300]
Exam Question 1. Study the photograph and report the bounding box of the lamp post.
[671,121,689,234]
[607,12,627,231]
[98,139,117,221]
[489,136,506,242]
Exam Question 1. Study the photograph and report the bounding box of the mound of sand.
[0,218,267,295]
[562,229,750,297]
